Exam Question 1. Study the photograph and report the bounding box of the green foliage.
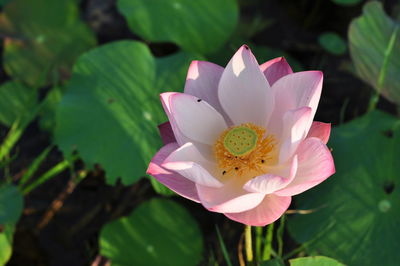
[0,185,23,224]
[0,81,37,126]
[1,0,96,87]
[99,198,203,266]
[288,110,400,266]
[318,32,347,55]
[155,51,202,93]
[0,0,11,8]
[289,256,344,266]
[349,1,400,104]
[331,0,361,6]
[0,224,15,266]
[0,184,23,265]
[55,41,157,185]
[55,41,198,186]
[260,258,284,266]
[117,0,238,54]
[38,87,63,132]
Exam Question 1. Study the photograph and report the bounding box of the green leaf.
[0,81,37,127]
[148,176,175,196]
[331,0,361,6]
[349,1,400,104]
[99,198,203,266]
[56,40,201,186]
[290,256,345,266]
[1,0,96,87]
[318,32,347,55]
[0,184,23,225]
[155,51,203,93]
[117,0,238,54]
[260,258,284,266]
[38,87,63,132]
[0,224,15,266]
[0,0,11,7]
[288,110,400,266]
[55,41,158,185]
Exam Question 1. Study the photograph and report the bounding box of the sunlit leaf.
[55,41,199,186]
[0,81,37,127]
[349,1,400,104]
[288,110,400,266]
[290,256,345,266]
[99,198,203,266]
[1,0,96,87]
[117,0,238,54]
[55,41,158,185]
[318,32,347,55]
[0,224,15,266]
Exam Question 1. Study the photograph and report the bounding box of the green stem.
[0,119,25,162]
[368,25,399,112]
[255,226,262,261]
[215,225,233,266]
[245,225,253,263]
[283,244,306,260]
[262,222,275,260]
[22,159,71,195]
[277,215,286,257]
[19,146,53,187]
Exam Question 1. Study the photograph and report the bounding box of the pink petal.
[275,137,335,196]
[218,45,274,127]
[147,143,200,202]
[306,121,331,144]
[184,61,229,122]
[268,71,323,137]
[279,107,312,163]
[161,92,227,145]
[162,143,223,188]
[196,179,265,213]
[260,57,293,86]
[224,194,291,226]
[158,122,176,145]
[243,155,298,194]
[160,92,191,146]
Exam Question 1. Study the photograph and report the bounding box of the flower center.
[214,123,277,179]
[223,126,258,156]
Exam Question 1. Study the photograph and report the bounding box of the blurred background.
[0,0,399,265]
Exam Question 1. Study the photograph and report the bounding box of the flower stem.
[262,222,275,260]
[277,215,286,257]
[245,225,253,263]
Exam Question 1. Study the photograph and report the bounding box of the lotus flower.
[147,45,335,226]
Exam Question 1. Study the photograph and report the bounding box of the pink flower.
[147,45,335,226]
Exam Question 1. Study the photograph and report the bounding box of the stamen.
[214,123,277,178]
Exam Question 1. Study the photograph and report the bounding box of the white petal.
[279,107,312,163]
[268,71,323,137]
[196,180,265,213]
[218,45,274,127]
[184,61,229,121]
[147,142,200,202]
[162,142,223,188]
[162,92,227,145]
[275,137,335,196]
[224,194,291,226]
[243,155,298,194]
